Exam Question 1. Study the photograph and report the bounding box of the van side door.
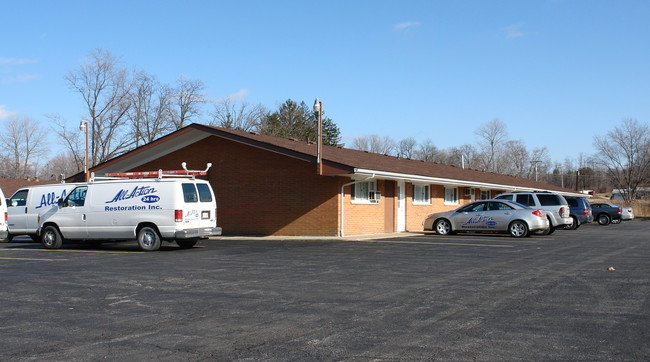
[55,186,88,240]
[7,189,29,234]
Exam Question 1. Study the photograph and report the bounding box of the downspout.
[340,174,375,237]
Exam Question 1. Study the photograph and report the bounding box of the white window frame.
[412,184,431,205]
[444,186,459,205]
[351,181,378,204]
[480,189,491,200]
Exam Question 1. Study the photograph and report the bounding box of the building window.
[480,190,491,200]
[412,184,430,204]
[464,188,474,197]
[351,181,378,203]
[444,187,459,205]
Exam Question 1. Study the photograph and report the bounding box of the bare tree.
[529,146,551,182]
[414,139,439,162]
[594,119,650,201]
[210,99,266,132]
[48,114,84,173]
[128,71,174,146]
[38,152,81,181]
[0,117,49,178]
[397,137,417,158]
[351,134,396,155]
[503,139,529,177]
[65,48,133,166]
[170,77,205,130]
[475,118,508,172]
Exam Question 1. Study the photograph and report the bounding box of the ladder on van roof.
[95,163,212,180]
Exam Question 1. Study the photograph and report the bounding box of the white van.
[38,169,221,251]
[6,183,79,241]
[0,187,8,241]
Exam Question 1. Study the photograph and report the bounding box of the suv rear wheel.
[597,214,611,225]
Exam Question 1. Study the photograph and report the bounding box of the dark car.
[590,202,622,225]
[564,196,593,229]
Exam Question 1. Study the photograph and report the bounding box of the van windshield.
[196,183,213,202]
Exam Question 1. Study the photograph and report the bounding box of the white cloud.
[394,21,421,32]
[0,57,38,65]
[221,89,249,102]
[505,24,526,38]
[5,74,40,83]
[0,105,18,120]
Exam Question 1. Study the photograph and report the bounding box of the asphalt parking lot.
[1,221,648,361]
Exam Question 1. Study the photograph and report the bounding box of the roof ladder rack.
[96,163,212,180]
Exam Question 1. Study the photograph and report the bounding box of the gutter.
[352,168,587,198]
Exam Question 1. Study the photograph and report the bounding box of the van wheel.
[42,226,63,249]
[568,216,579,230]
[137,226,161,251]
[177,239,198,249]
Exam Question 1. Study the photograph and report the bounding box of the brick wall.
[341,179,392,236]
[135,136,341,236]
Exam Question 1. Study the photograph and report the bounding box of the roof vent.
[249,131,259,135]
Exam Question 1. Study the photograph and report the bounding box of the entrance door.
[397,181,406,232]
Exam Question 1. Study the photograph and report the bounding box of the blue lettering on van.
[106,186,157,204]
[35,189,68,209]
[141,195,160,203]
[185,210,199,219]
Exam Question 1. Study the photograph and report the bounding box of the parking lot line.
[364,239,515,248]
[0,247,134,255]
[0,257,69,261]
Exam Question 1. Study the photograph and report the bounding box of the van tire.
[42,226,63,249]
[176,239,198,249]
[137,226,161,251]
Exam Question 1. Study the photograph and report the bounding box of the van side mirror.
[58,198,65,208]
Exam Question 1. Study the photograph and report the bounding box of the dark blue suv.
[564,196,593,229]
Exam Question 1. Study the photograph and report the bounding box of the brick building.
[73,124,581,236]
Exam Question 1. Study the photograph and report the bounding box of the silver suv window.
[515,194,535,206]
[537,194,565,206]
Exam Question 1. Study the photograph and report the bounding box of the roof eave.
[352,168,588,197]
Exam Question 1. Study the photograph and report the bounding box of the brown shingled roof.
[81,123,576,194]
[0,178,57,197]
[189,124,574,193]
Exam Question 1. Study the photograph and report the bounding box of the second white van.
[6,183,79,241]
[0,187,8,241]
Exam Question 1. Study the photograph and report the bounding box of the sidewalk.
[210,231,426,242]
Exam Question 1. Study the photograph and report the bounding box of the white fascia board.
[352,168,585,197]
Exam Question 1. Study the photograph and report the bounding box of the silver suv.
[493,192,572,234]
